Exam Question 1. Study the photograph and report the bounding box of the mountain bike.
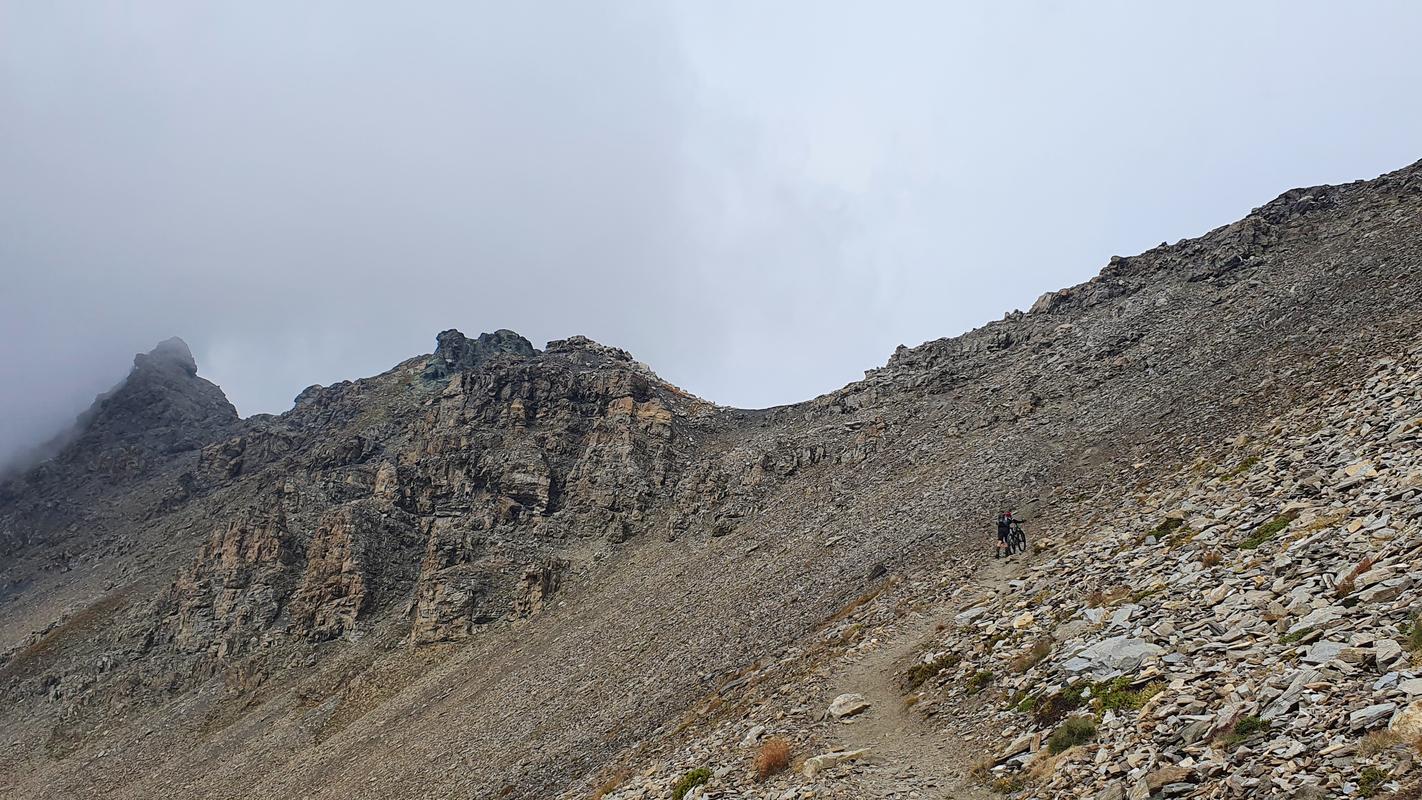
[1009,522,1028,555]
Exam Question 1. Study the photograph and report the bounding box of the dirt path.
[822,556,1025,799]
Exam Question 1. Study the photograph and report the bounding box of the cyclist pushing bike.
[995,509,1028,557]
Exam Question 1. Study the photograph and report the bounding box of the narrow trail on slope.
[824,554,1028,799]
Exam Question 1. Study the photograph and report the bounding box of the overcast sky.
[3,2,1421,466]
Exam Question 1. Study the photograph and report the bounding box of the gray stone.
[1349,702,1397,730]
[1076,636,1166,673]
[828,693,871,720]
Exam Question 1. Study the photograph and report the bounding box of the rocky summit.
[2,159,1422,800]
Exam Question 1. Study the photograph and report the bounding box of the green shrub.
[1359,765,1389,797]
[904,653,960,689]
[1034,684,1088,725]
[671,767,710,800]
[1233,715,1268,736]
[1094,676,1164,712]
[1239,510,1299,549]
[1047,717,1096,754]
[1221,715,1269,746]
[967,670,994,694]
[1280,626,1314,645]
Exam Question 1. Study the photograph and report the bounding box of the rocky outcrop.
[289,501,420,641]
[423,328,536,379]
[155,503,297,658]
[0,338,238,558]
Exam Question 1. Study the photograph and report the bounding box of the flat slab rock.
[828,692,871,719]
[1071,636,1165,673]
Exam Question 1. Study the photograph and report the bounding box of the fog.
[3,1,1421,467]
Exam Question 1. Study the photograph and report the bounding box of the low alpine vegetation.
[670,767,710,800]
[1238,510,1299,549]
[967,670,994,694]
[1220,715,1269,746]
[904,653,960,689]
[1010,638,1053,673]
[753,738,791,780]
[1047,716,1096,754]
[1034,684,1089,725]
[1093,676,1164,712]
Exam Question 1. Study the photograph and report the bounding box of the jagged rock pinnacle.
[425,328,536,378]
[133,336,198,376]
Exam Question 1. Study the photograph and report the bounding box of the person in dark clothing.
[995,510,1012,558]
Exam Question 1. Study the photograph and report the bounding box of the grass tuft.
[1222,456,1259,480]
[1093,676,1165,712]
[1239,510,1299,549]
[1034,684,1089,725]
[754,738,791,781]
[1359,729,1402,756]
[1220,715,1269,747]
[671,767,710,800]
[1047,717,1096,754]
[966,670,994,694]
[904,653,960,689]
[1010,639,1053,673]
[1359,765,1390,798]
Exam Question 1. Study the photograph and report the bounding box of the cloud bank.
[3,1,1421,466]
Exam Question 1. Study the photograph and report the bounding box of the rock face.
[2,159,1422,800]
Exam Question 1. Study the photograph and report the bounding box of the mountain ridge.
[1,157,1420,799]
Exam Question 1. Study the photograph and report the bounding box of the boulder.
[801,748,869,778]
[1390,700,1422,739]
[828,693,871,720]
[1349,702,1397,730]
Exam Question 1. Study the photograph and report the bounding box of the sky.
[2,1,1422,467]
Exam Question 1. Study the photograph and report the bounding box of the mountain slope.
[1,159,1420,799]
[617,340,1422,799]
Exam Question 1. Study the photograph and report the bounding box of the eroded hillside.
[607,342,1422,800]
[1,159,1421,799]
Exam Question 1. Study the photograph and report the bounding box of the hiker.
[996,510,1012,558]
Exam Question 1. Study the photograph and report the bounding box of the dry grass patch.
[754,738,791,780]
[1301,508,1349,534]
[1337,556,1375,599]
[1085,585,1131,608]
[590,767,633,799]
[1010,638,1053,673]
[1359,729,1402,756]
[826,583,887,626]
